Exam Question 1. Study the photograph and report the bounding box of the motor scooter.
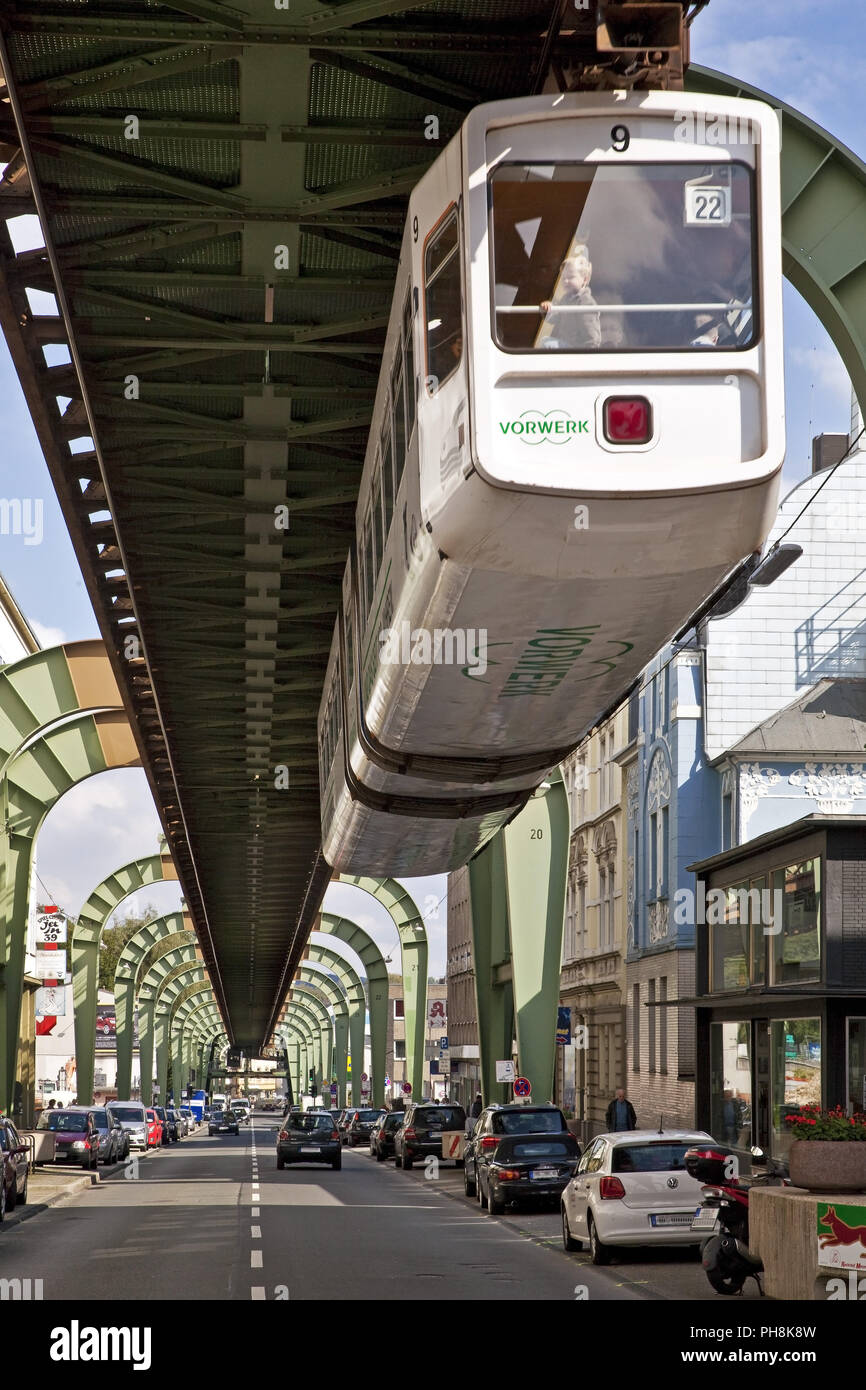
[685,1144,789,1295]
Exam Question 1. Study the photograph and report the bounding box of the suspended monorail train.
[317,90,784,875]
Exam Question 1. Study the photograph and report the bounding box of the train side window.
[390,354,405,498]
[362,512,375,617]
[382,412,396,536]
[345,611,354,691]
[424,208,463,393]
[403,290,416,434]
[372,470,384,577]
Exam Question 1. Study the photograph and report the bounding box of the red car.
[145,1109,163,1148]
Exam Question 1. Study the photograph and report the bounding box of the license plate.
[650,1212,695,1227]
[531,1169,558,1180]
[300,1145,321,1153]
[692,1205,721,1231]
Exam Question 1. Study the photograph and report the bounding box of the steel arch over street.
[0,5,864,1058]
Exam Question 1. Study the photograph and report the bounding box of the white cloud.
[31,620,67,649]
[789,344,852,407]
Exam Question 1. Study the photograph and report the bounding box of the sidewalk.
[2,1164,102,1231]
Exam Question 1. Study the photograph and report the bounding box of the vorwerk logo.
[498,409,589,444]
[49,1322,152,1372]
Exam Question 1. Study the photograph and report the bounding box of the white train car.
[319,90,785,875]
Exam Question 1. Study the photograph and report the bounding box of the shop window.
[770,861,821,985]
[770,1018,821,1160]
[710,1021,752,1149]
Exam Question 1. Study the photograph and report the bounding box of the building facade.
[558,701,629,1139]
[625,435,866,1129]
[445,863,480,1110]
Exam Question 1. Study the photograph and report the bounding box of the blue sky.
[5,0,862,979]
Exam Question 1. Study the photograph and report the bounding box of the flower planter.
[788,1140,866,1193]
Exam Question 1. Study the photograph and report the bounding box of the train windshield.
[489,161,755,352]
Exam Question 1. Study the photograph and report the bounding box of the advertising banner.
[817,1203,866,1270]
[556,1006,572,1046]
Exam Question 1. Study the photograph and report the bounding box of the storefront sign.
[35,910,67,945]
[34,949,66,978]
[556,1006,572,1046]
[817,1203,866,1271]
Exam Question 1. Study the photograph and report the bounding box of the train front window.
[489,162,755,352]
[424,208,463,390]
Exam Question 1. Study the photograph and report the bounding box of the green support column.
[339,877,428,1102]
[316,914,388,1107]
[503,777,569,1102]
[468,832,515,1106]
[115,914,195,1102]
[72,851,179,1102]
[169,981,212,1102]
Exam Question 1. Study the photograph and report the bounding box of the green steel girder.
[301,946,366,1108]
[173,991,218,1092]
[168,978,213,1101]
[339,877,428,1100]
[315,915,389,1107]
[0,708,139,1112]
[72,851,180,1104]
[152,958,207,1102]
[277,1021,311,1102]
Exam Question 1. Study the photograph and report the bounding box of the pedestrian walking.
[469,1092,483,1119]
[605,1087,637,1132]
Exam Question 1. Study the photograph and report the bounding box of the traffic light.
[308,1067,317,1097]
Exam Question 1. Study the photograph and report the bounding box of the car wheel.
[331,1156,341,1171]
[455,1158,464,1168]
[487,1183,503,1216]
[561,1204,581,1252]
[403,1155,413,1171]
[588,1214,611,1266]
[6,1179,15,1213]
[375,1147,384,1162]
[463,1164,476,1198]
[394,1153,402,1168]
[277,1153,285,1170]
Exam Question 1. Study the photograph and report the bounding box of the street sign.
[513,1076,531,1098]
[439,1036,448,1051]
[361,1072,368,1081]
[329,1083,338,1096]
[401,1082,412,1095]
[495,1060,515,1084]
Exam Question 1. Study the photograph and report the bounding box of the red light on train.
[603,397,652,444]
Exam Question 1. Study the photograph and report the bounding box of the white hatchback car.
[561,1129,715,1265]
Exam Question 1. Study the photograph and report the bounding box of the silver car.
[107,1101,149,1152]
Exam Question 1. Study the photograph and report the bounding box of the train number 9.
[413,215,419,243]
[610,124,630,152]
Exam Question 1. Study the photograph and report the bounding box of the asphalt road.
[0,1118,749,1301]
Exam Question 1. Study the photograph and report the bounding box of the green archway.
[301,947,366,1108]
[296,970,349,1106]
[688,66,866,408]
[70,863,182,1103]
[314,915,389,1107]
[0,708,139,1111]
[339,877,429,1101]
[119,916,196,1102]
[285,989,333,1096]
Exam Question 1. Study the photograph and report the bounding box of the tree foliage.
[99,905,159,991]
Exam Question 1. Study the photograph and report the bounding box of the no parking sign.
[513,1076,531,1098]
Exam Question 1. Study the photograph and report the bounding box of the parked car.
[180,1107,197,1132]
[107,1102,149,1152]
[208,1109,239,1136]
[395,1103,467,1170]
[146,1109,164,1147]
[163,1109,183,1142]
[344,1109,384,1148]
[90,1107,122,1165]
[36,1107,101,1169]
[464,1104,570,1198]
[560,1129,715,1265]
[277,1111,341,1170]
[478,1132,581,1214]
[370,1111,404,1162]
[153,1106,171,1147]
[0,1116,29,1218]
